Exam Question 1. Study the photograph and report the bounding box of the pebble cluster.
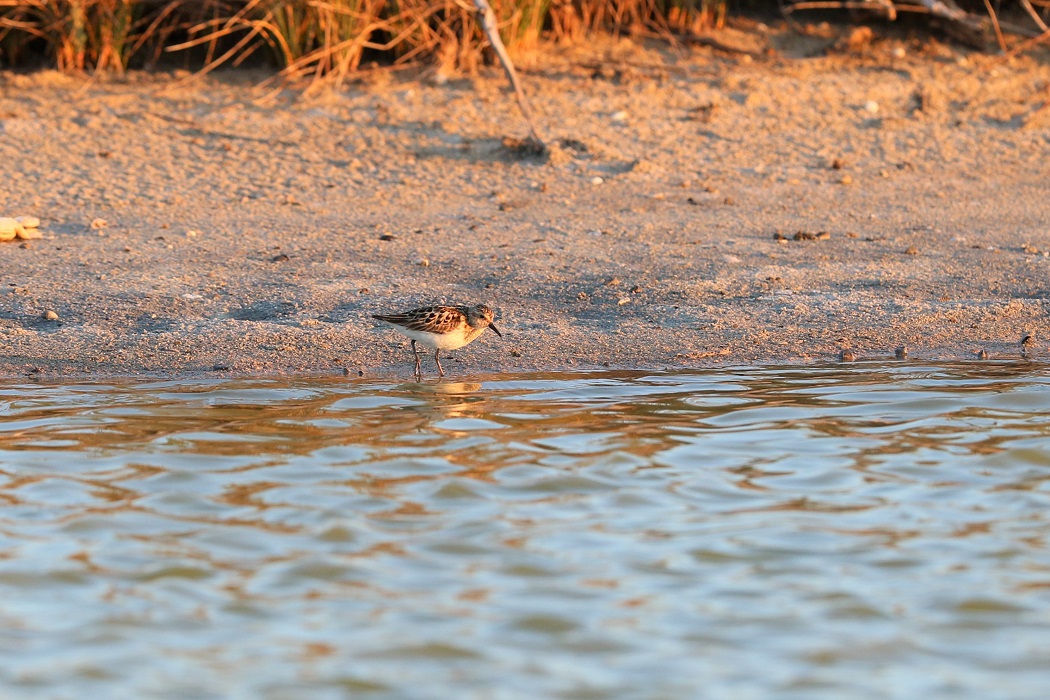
[0,216,42,241]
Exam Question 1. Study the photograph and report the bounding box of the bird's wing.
[374,306,465,334]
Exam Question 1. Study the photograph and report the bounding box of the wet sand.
[2,26,1049,379]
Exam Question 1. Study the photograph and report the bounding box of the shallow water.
[1,363,1049,699]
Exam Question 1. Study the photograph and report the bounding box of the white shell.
[16,227,42,240]
[16,216,40,228]
[0,217,23,241]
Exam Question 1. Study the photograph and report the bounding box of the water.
[1,363,1049,699]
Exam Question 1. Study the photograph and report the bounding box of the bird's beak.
[488,322,503,338]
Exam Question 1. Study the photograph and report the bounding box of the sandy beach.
[2,24,1049,379]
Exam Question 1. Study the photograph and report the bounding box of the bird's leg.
[411,340,422,381]
[435,349,444,378]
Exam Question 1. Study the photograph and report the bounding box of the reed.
[0,0,729,75]
[0,0,140,71]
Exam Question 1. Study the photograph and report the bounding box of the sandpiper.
[1021,331,1035,357]
[372,304,502,380]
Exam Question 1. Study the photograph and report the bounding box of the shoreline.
[2,31,1049,380]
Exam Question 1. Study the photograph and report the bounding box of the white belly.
[397,326,473,351]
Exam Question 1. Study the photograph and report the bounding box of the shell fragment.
[0,217,24,241]
[2,215,43,241]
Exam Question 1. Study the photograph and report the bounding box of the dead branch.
[470,0,546,149]
[785,0,990,48]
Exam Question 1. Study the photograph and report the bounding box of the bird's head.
[467,305,502,338]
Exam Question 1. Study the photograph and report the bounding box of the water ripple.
[0,364,1048,698]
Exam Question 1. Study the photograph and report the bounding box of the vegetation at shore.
[0,0,727,78]
[0,0,1045,81]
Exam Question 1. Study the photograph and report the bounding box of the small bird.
[1021,331,1035,356]
[372,304,502,381]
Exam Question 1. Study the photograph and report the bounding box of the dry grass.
[2,0,1047,79]
[0,0,730,78]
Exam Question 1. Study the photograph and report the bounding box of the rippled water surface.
[2,364,1050,698]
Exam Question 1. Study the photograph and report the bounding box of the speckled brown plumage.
[373,304,502,380]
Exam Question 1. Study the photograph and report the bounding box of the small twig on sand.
[1019,0,1050,32]
[1001,28,1050,58]
[471,0,546,150]
[981,0,1008,51]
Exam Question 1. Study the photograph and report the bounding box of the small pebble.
[617,297,631,306]
[591,176,604,186]
[905,246,919,255]
[840,175,853,185]
[418,258,430,267]
[863,100,879,114]
[90,218,108,230]
[43,310,59,321]
[891,47,906,59]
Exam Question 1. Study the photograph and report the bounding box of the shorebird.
[1021,331,1035,357]
[372,304,502,381]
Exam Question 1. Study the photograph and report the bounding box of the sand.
[1,23,1049,379]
